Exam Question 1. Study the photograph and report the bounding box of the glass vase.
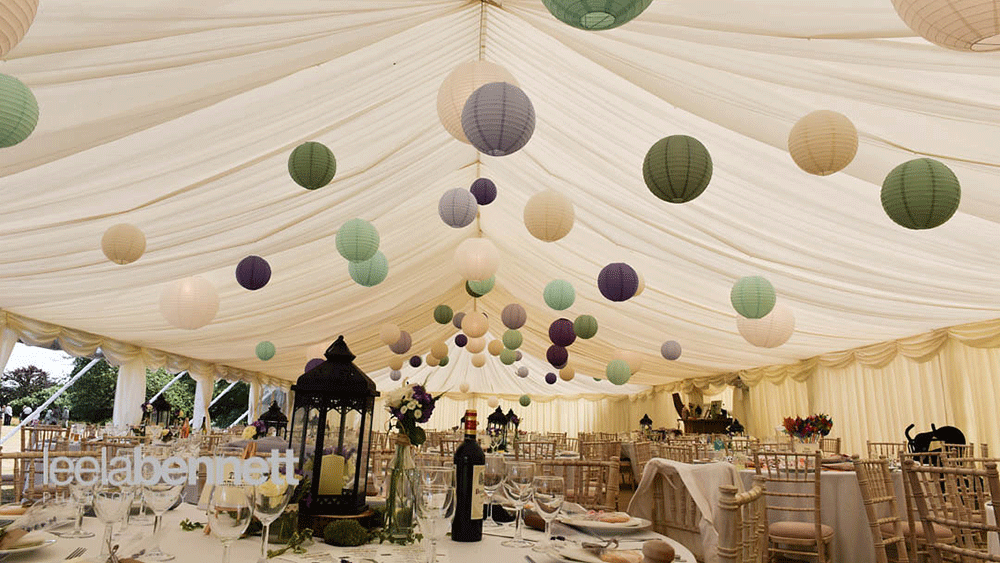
[268,505,299,544]
[385,434,417,541]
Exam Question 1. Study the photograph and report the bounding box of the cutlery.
[65,547,87,559]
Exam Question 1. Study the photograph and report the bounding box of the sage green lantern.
[0,74,38,148]
[336,218,379,262]
[502,329,523,350]
[881,158,961,230]
[434,305,453,324]
[288,141,336,190]
[541,0,653,30]
[467,275,495,297]
[500,348,517,365]
[730,276,776,319]
[543,279,575,311]
[348,251,388,287]
[606,359,631,385]
[255,341,276,361]
[519,395,531,407]
[573,315,598,339]
[643,135,713,203]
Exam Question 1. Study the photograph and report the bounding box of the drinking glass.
[501,461,535,548]
[93,485,135,559]
[207,484,255,563]
[530,476,564,553]
[141,480,184,561]
[55,479,95,538]
[483,454,504,528]
[416,467,455,563]
[254,473,295,563]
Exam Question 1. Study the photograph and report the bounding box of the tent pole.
[228,409,250,429]
[148,371,187,402]
[1,357,101,445]
[209,380,240,408]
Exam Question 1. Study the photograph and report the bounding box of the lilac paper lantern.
[515,351,523,361]
[389,370,402,381]
[455,334,468,347]
[461,82,535,157]
[438,188,479,228]
[598,263,639,302]
[470,178,497,205]
[236,255,271,290]
[545,372,557,385]
[661,340,682,360]
[547,345,568,367]
[305,358,323,372]
[409,355,422,368]
[549,318,576,347]
[389,331,412,355]
[452,311,466,330]
[501,304,527,330]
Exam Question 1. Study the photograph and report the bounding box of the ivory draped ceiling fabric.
[1,0,1000,431]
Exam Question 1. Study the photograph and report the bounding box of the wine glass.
[501,461,535,548]
[93,485,135,559]
[416,467,455,563]
[483,454,505,528]
[55,479,95,538]
[253,472,295,563]
[141,479,184,561]
[207,484,255,563]
[531,476,564,553]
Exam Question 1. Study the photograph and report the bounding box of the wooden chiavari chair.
[726,437,760,457]
[514,440,556,461]
[718,476,767,563]
[898,451,956,561]
[537,458,619,511]
[3,450,93,503]
[439,438,462,457]
[819,437,841,456]
[754,451,833,563]
[646,462,702,544]
[868,441,907,460]
[854,457,910,563]
[20,425,70,452]
[657,443,696,463]
[632,441,654,481]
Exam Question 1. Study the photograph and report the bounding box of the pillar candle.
[318,454,345,495]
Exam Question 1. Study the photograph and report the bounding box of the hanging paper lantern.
[439,356,450,367]
[738,303,796,348]
[467,337,486,354]
[643,135,713,204]
[348,251,388,287]
[0,0,39,58]
[426,354,440,367]
[598,263,639,302]
[288,141,336,190]
[634,271,645,298]
[547,345,568,367]
[255,341,275,361]
[235,255,272,290]
[488,397,499,408]
[390,370,402,381]
[437,61,518,143]
[516,366,529,378]
[606,359,631,385]
[453,237,499,281]
[409,355,422,368]
[0,74,38,148]
[890,0,1000,51]
[488,339,504,356]
[541,0,653,30]
[455,334,468,347]
[548,318,576,347]
[731,276,777,319]
[434,305,454,325]
[160,276,219,330]
[515,351,523,361]
[101,224,146,265]
[471,353,487,367]
[470,178,497,205]
[544,280,575,311]
[439,188,479,228]
[559,364,575,381]
[502,330,523,350]
[574,315,599,339]
[389,331,412,355]
[380,324,401,346]
[452,311,466,330]
[462,312,489,338]
[613,350,644,375]
[461,82,535,157]
[661,341,682,360]
[467,276,495,297]
[431,341,449,359]
[459,382,470,393]
[524,190,575,242]
[501,304,527,329]
[519,395,531,407]
[305,358,323,372]
[881,158,961,230]
[389,355,404,371]
[336,218,379,262]
[545,372,558,385]
[787,111,858,176]
[500,348,517,365]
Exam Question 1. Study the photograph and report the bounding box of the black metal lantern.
[288,336,379,516]
[487,407,508,451]
[640,413,653,437]
[151,395,172,426]
[259,400,289,439]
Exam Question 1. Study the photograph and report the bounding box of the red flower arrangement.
[783,414,833,439]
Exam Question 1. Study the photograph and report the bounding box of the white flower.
[383,386,409,409]
[241,426,257,440]
[414,410,422,419]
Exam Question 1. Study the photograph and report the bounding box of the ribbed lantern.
[731,276,777,319]
[488,339,504,356]
[891,0,1000,51]
[437,61,518,143]
[439,188,479,228]
[336,218,379,262]
[737,303,796,348]
[516,366,529,378]
[462,82,535,157]
[559,364,575,381]
[547,345,568,367]
[256,341,276,361]
[101,224,146,265]
[613,350,644,375]
[516,351,523,361]
[305,358,324,372]
[467,276,495,297]
[541,0,653,30]
[661,340,682,360]
[0,73,38,148]
[573,315,598,339]
[389,355,404,371]
[545,372,558,385]
[881,158,961,230]
[459,382,470,394]
[439,356,450,367]
[348,251,388,287]
[598,263,639,302]
[410,355,422,368]
[643,135,713,203]
[519,395,531,407]
[454,238,499,281]
[462,311,489,338]
[455,334,468,347]
[389,369,402,381]
[236,255,271,290]
[502,304,527,329]
[606,359,631,385]
[524,190,575,242]
[549,318,576,347]
[467,337,486,354]
[452,312,466,329]
[389,331,412,355]
[159,276,219,330]
[431,341,449,359]
[0,0,38,57]
[487,397,499,408]
[426,354,440,368]
[471,353,487,367]
[544,280,575,311]
[788,111,858,176]
[434,305,454,324]
[288,141,336,190]
[500,348,517,365]
[470,178,497,205]
[379,324,401,346]
[502,329,523,350]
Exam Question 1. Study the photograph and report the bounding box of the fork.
[65,547,86,559]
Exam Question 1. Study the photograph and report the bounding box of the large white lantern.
[437,61,518,143]
[466,336,486,354]
[524,190,575,242]
[453,238,499,281]
[612,350,644,375]
[737,303,796,348]
[379,323,401,346]
[891,0,1000,51]
[159,276,219,330]
[471,353,487,368]
[0,0,38,57]
[101,224,146,265]
[788,111,858,176]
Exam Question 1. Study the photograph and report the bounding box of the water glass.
[483,454,504,528]
[93,485,135,559]
[531,476,564,552]
[501,461,535,548]
[55,480,94,538]
[142,481,184,560]
[254,474,295,562]
[207,484,254,563]
[416,467,455,563]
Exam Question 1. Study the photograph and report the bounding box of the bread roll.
[642,539,675,563]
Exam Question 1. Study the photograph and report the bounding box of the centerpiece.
[382,382,438,543]
[487,407,508,452]
[782,414,833,452]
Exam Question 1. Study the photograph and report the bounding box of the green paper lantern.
[573,315,598,339]
[348,251,388,287]
[288,141,336,189]
[730,276,776,319]
[466,275,495,297]
[0,74,38,148]
[336,218,379,262]
[500,348,517,365]
[519,394,531,407]
[544,279,575,311]
[606,359,631,385]
[881,158,961,230]
[434,305,453,324]
[541,0,653,30]
[502,329,523,350]
[439,356,449,367]
[255,341,275,361]
[643,135,713,204]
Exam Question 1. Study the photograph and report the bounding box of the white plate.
[0,538,57,555]
[559,516,652,532]
[551,545,643,563]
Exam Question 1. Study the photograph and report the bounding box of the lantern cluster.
[336,218,387,287]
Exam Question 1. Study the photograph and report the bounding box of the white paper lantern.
[613,350,644,375]
[159,276,219,330]
[0,0,38,58]
[471,353,487,368]
[466,336,486,354]
[379,324,401,346]
[462,312,489,338]
[524,190,575,242]
[437,61,518,143]
[439,188,479,228]
[737,303,796,348]
[101,223,147,265]
[892,0,1000,51]
[459,382,470,394]
[516,366,529,378]
[389,369,402,381]
[462,82,535,156]
[488,397,500,408]
[453,237,499,281]
[788,111,858,176]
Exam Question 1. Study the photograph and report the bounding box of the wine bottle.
[452,409,485,542]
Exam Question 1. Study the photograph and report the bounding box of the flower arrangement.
[383,383,439,447]
[241,420,267,440]
[783,414,833,439]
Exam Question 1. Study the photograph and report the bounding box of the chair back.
[21,425,70,452]
[3,450,92,503]
[819,437,841,456]
[633,441,654,478]
[854,457,910,563]
[943,444,977,461]
[515,441,556,461]
[581,441,620,461]
[647,463,701,538]
[753,451,823,524]
[726,437,761,457]
[658,443,696,463]
[718,476,767,563]
[439,438,462,457]
[868,441,907,460]
[537,458,619,511]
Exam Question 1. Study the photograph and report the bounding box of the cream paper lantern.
[427,354,441,367]
[788,111,858,176]
[159,276,219,330]
[389,355,405,371]
[462,311,489,338]
[737,302,796,348]
[524,190,575,242]
[471,353,487,367]
[613,350,644,375]
[431,341,449,359]
[459,382,470,394]
[437,61,518,143]
[891,0,1000,51]
[379,323,401,346]
[488,339,504,356]
[466,336,486,354]
[101,224,147,265]
[0,0,38,58]
[453,237,499,281]
[559,364,575,381]
[634,271,645,298]
[488,396,500,408]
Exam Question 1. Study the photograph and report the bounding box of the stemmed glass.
[501,461,535,548]
[93,485,135,559]
[483,454,505,528]
[531,476,565,553]
[207,484,255,563]
[253,473,295,563]
[416,467,455,563]
[55,479,95,538]
[142,479,184,560]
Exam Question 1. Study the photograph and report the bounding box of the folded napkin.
[555,546,643,563]
[821,462,855,472]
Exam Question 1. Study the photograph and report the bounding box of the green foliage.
[63,358,117,423]
[210,380,250,428]
[144,369,196,419]
[323,520,370,546]
[1,365,53,405]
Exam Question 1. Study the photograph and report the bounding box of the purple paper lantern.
[501,303,527,330]
[455,334,468,347]
[598,262,639,302]
[545,372,557,385]
[547,345,568,367]
[515,350,523,361]
[409,355,422,368]
[389,331,412,355]
[452,311,466,330]
[470,178,497,205]
[236,255,271,291]
[549,318,576,347]
[305,358,323,372]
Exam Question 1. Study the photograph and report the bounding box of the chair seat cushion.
[881,521,955,542]
[769,521,834,540]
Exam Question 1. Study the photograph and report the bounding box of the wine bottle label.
[471,464,485,520]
